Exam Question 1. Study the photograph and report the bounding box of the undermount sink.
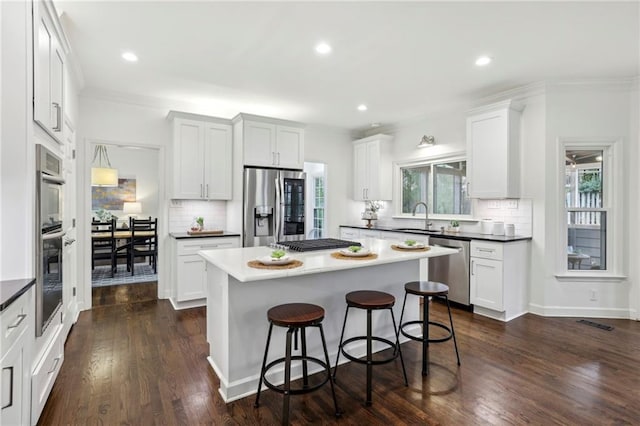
[391,228,442,234]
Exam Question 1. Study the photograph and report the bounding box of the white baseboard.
[528,303,632,319]
[168,297,206,311]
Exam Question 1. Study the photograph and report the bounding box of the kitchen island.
[199,238,458,402]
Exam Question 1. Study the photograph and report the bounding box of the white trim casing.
[556,138,623,278]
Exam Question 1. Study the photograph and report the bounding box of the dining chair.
[91,218,116,277]
[129,217,158,276]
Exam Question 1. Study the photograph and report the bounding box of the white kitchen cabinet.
[31,324,63,425]
[235,114,305,169]
[466,100,521,198]
[470,240,529,321]
[339,227,360,240]
[33,0,65,143]
[352,134,393,201]
[171,237,240,308]
[168,111,233,200]
[0,287,33,426]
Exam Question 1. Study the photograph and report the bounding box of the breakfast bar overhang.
[199,238,458,402]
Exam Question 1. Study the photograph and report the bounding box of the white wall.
[0,1,31,280]
[534,82,634,317]
[304,124,360,238]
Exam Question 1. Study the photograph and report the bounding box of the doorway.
[86,142,163,307]
[304,162,327,239]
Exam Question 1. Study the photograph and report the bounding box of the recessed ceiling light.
[371,122,380,128]
[357,104,368,111]
[475,56,492,66]
[315,42,332,55]
[122,51,138,62]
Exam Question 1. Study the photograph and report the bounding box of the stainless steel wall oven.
[35,144,65,336]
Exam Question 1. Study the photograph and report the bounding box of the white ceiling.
[57,1,639,131]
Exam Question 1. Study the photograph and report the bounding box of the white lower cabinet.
[339,227,360,240]
[1,287,33,426]
[470,240,529,321]
[172,237,240,308]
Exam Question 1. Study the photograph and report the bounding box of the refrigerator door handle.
[275,177,282,242]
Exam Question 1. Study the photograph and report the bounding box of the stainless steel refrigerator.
[243,167,306,247]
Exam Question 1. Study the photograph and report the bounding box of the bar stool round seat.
[399,281,461,377]
[334,290,407,406]
[267,303,324,327]
[255,303,340,425]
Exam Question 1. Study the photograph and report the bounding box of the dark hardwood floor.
[91,281,158,307]
[38,298,640,425]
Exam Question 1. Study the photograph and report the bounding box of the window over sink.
[395,155,471,218]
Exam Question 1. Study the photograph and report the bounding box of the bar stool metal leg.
[254,323,274,408]
[422,295,429,376]
[445,295,461,365]
[319,324,341,417]
[301,327,309,388]
[389,308,408,385]
[365,309,373,406]
[333,305,350,381]
[283,327,294,425]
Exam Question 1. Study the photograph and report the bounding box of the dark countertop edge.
[0,278,36,312]
[170,232,241,239]
[339,224,532,243]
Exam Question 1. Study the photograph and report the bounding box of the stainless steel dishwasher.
[428,237,471,306]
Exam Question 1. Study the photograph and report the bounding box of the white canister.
[505,224,515,237]
[492,221,505,236]
[480,219,493,234]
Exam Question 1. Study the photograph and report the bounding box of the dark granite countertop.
[340,224,532,243]
[0,278,36,311]
[170,231,241,240]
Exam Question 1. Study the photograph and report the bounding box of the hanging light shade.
[91,145,118,187]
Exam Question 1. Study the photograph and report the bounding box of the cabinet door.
[34,12,52,131]
[50,43,64,136]
[365,141,382,200]
[0,340,25,426]
[173,119,205,199]
[467,109,509,198]
[275,126,304,169]
[353,142,368,201]
[204,122,232,200]
[244,121,276,167]
[470,257,504,311]
[176,255,207,301]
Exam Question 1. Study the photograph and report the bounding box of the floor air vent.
[577,319,614,331]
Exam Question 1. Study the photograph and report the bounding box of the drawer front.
[359,229,380,239]
[0,295,29,352]
[31,328,64,424]
[471,241,503,261]
[339,228,360,240]
[177,237,239,256]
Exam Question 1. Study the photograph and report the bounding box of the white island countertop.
[199,238,458,282]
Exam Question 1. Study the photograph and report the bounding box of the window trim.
[393,151,472,220]
[557,138,623,277]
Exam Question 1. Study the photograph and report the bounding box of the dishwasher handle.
[430,243,462,252]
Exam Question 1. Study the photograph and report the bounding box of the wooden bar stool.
[254,303,340,425]
[398,281,461,376]
[333,290,408,406]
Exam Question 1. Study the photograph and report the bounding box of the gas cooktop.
[276,238,362,252]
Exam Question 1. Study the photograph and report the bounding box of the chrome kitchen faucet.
[412,202,432,231]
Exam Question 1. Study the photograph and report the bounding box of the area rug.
[91,263,157,288]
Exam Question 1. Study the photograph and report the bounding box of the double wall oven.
[35,145,65,336]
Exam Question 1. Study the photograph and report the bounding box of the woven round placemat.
[330,252,379,260]
[391,245,431,252]
[247,259,304,270]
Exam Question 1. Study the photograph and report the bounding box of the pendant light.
[91,145,118,187]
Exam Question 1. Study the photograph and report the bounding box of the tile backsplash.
[361,199,533,236]
[168,200,227,233]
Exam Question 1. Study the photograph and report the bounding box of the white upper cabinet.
[33,0,66,143]
[352,134,393,201]
[168,111,233,200]
[236,114,305,169]
[466,100,521,198]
